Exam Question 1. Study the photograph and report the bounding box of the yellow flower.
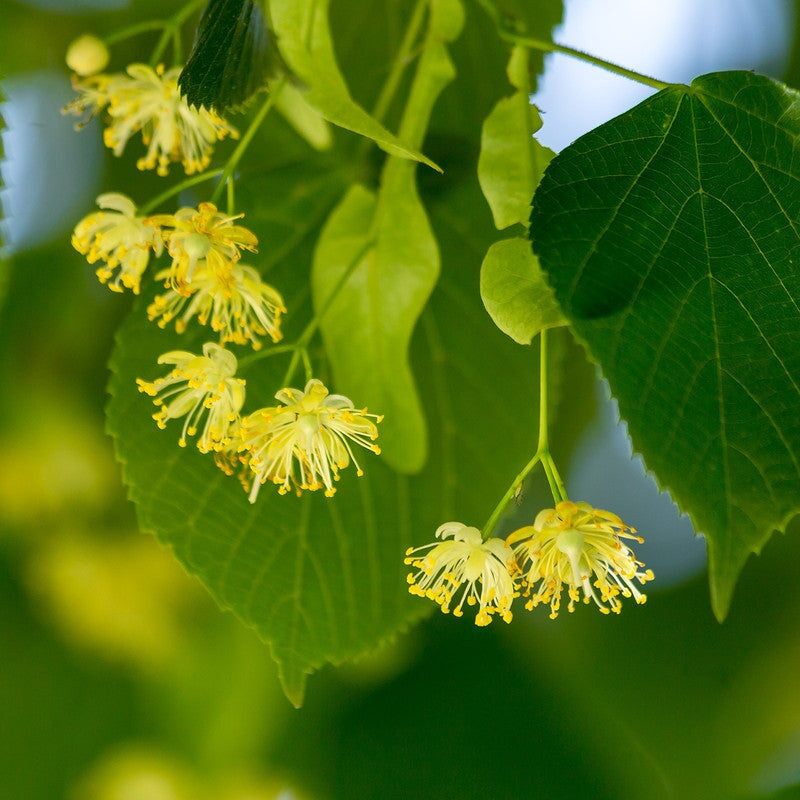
[147,202,258,288]
[239,379,381,501]
[136,343,245,453]
[65,64,237,175]
[147,260,286,349]
[507,500,654,618]
[72,193,162,294]
[405,522,515,626]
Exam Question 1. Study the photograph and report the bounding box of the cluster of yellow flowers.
[136,348,381,500]
[72,195,284,349]
[405,501,654,626]
[67,36,384,503]
[66,61,237,176]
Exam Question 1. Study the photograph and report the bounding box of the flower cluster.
[136,343,245,453]
[137,358,382,501]
[73,196,285,349]
[65,63,237,176]
[72,193,161,294]
[406,501,653,626]
[66,38,384,504]
[240,379,382,501]
[405,523,515,626]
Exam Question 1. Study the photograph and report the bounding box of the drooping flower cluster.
[240,379,383,501]
[508,500,654,617]
[66,39,384,504]
[406,501,653,626]
[72,196,285,349]
[65,63,237,176]
[136,358,382,501]
[405,523,515,626]
[136,343,245,453]
[144,203,284,350]
[72,193,161,294]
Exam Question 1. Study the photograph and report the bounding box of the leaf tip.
[709,573,733,623]
[278,661,308,708]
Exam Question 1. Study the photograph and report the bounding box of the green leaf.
[107,168,542,707]
[529,71,800,618]
[476,0,563,84]
[478,46,554,229]
[270,0,440,170]
[311,0,463,474]
[480,237,564,344]
[273,81,332,151]
[311,183,434,473]
[179,0,275,113]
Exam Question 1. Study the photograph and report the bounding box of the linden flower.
[136,343,245,453]
[405,522,515,626]
[72,193,162,294]
[507,500,654,618]
[147,203,258,289]
[65,64,237,176]
[147,261,286,349]
[239,379,382,502]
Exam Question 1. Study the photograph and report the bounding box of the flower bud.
[66,34,109,76]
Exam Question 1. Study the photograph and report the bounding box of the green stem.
[481,329,567,538]
[172,0,208,26]
[536,329,567,503]
[236,343,303,374]
[477,0,671,91]
[371,0,428,125]
[146,0,206,67]
[172,26,183,65]
[139,169,224,214]
[520,37,670,91]
[150,28,174,67]
[104,21,166,46]
[209,78,287,206]
[481,451,542,539]
[104,0,206,53]
[226,178,236,216]
[277,235,375,388]
[536,328,550,452]
[355,0,427,167]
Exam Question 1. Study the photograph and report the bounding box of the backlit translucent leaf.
[270,0,439,170]
[274,81,332,150]
[311,0,463,474]
[311,184,433,473]
[530,71,800,618]
[478,46,554,229]
[480,237,564,344]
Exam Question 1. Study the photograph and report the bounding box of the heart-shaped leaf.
[530,71,800,618]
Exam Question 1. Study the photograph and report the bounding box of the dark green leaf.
[179,0,275,113]
[530,70,800,618]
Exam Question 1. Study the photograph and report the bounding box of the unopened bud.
[66,34,109,76]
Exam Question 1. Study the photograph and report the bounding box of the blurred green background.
[4,0,800,798]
